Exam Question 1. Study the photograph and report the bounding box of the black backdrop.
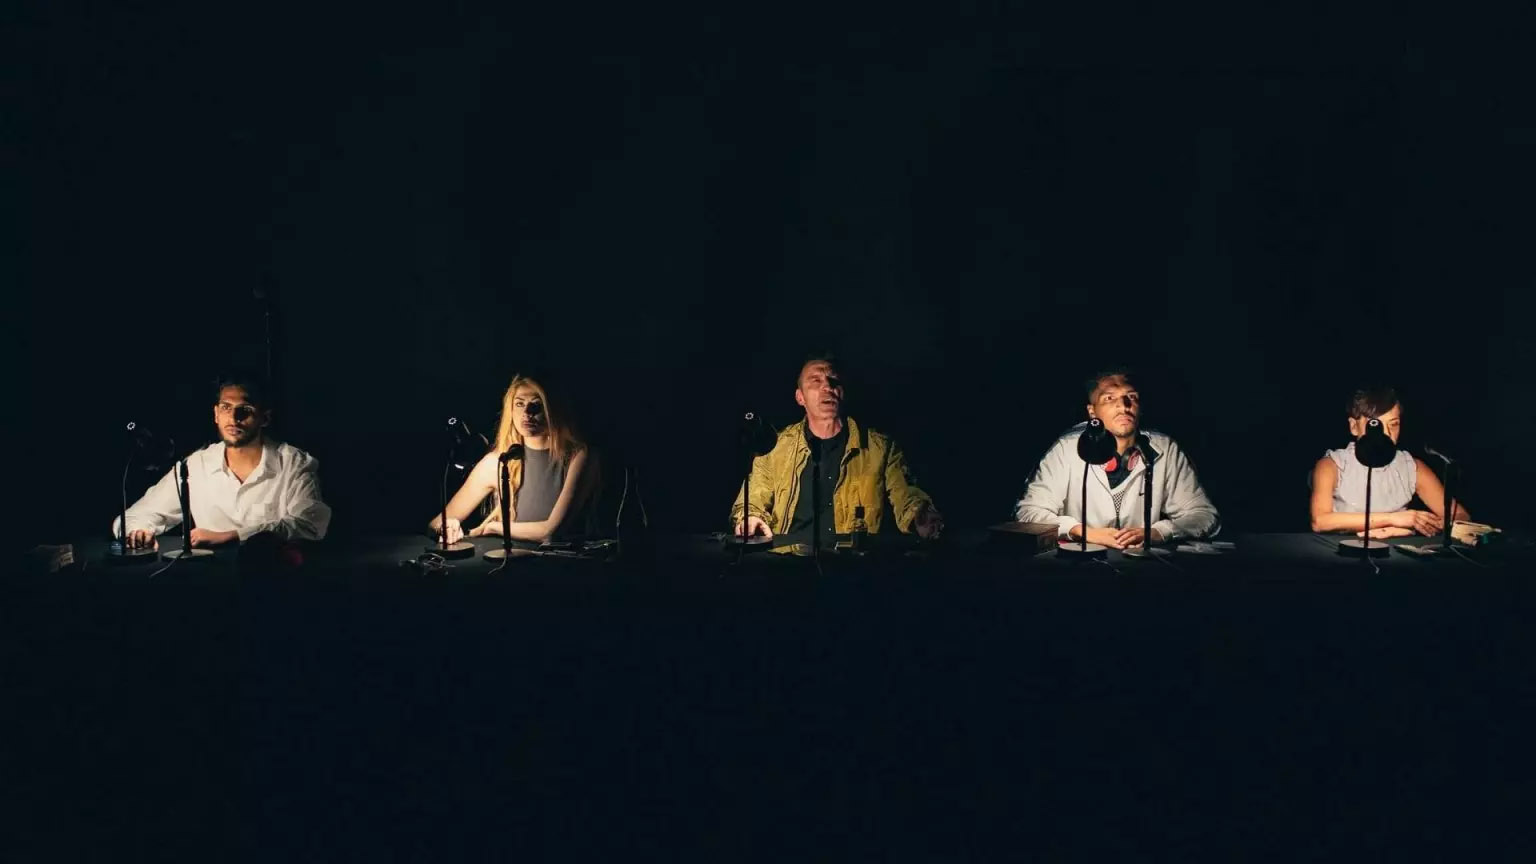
[15,2,1535,542]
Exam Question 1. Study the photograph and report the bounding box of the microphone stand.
[1421,447,1458,553]
[1123,437,1170,560]
[1442,460,1456,549]
[109,422,159,564]
[163,458,214,561]
[483,445,523,563]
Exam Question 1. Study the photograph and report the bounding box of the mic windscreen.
[1354,418,1398,468]
[1076,419,1118,466]
[500,444,525,463]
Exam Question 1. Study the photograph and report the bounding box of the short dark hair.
[213,373,271,410]
[1085,368,1136,401]
[1347,386,1398,420]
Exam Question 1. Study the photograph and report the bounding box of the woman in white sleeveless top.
[1309,387,1469,539]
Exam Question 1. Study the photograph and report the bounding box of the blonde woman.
[427,374,592,544]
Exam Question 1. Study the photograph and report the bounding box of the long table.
[8,532,1533,859]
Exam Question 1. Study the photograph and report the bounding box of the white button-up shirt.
[113,440,331,542]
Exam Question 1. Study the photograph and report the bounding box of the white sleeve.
[113,466,182,538]
[1150,444,1220,541]
[236,457,332,542]
[1015,438,1079,538]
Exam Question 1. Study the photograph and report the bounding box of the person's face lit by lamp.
[213,388,268,448]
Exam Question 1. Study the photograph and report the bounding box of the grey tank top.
[515,446,567,523]
[1325,443,1417,513]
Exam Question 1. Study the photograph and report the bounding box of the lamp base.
[1337,538,1392,558]
[425,541,476,559]
[107,542,161,565]
[1122,546,1173,560]
[163,547,216,561]
[1056,542,1109,560]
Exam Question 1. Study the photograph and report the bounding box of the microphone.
[1421,445,1458,549]
[162,457,214,561]
[1122,431,1168,561]
[484,444,525,563]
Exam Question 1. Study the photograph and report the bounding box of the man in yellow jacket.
[730,355,943,551]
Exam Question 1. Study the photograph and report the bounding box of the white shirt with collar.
[113,439,331,542]
[1014,423,1220,541]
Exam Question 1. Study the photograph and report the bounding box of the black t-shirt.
[780,424,848,550]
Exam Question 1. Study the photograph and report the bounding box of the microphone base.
[1122,546,1172,560]
[106,543,161,565]
[483,547,533,561]
[163,548,216,561]
[425,541,477,560]
[1056,543,1109,560]
[1337,538,1392,558]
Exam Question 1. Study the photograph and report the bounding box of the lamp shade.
[1354,418,1397,469]
[1076,418,1119,466]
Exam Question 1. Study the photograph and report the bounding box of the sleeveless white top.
[1325,443,1417,513]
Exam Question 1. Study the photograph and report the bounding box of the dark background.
[13,1,1535,542]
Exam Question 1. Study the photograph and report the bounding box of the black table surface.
[9,531,1535,860]
[33,528,1534,583]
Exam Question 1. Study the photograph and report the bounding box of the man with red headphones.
[1015,369,1220,550]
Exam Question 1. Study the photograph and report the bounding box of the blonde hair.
[476,374,585,531]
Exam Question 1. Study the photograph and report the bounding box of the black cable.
[1449,546,1488,569]
[147,545,180,579]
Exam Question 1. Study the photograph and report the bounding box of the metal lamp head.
[1077,418,1119,466]
[1354,417,1397,469]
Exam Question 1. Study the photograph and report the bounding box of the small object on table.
[848,505,869,553]
[29,544,76,574]
[1450,520,1500,547]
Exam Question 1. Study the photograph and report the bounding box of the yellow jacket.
[729,417,935,539]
